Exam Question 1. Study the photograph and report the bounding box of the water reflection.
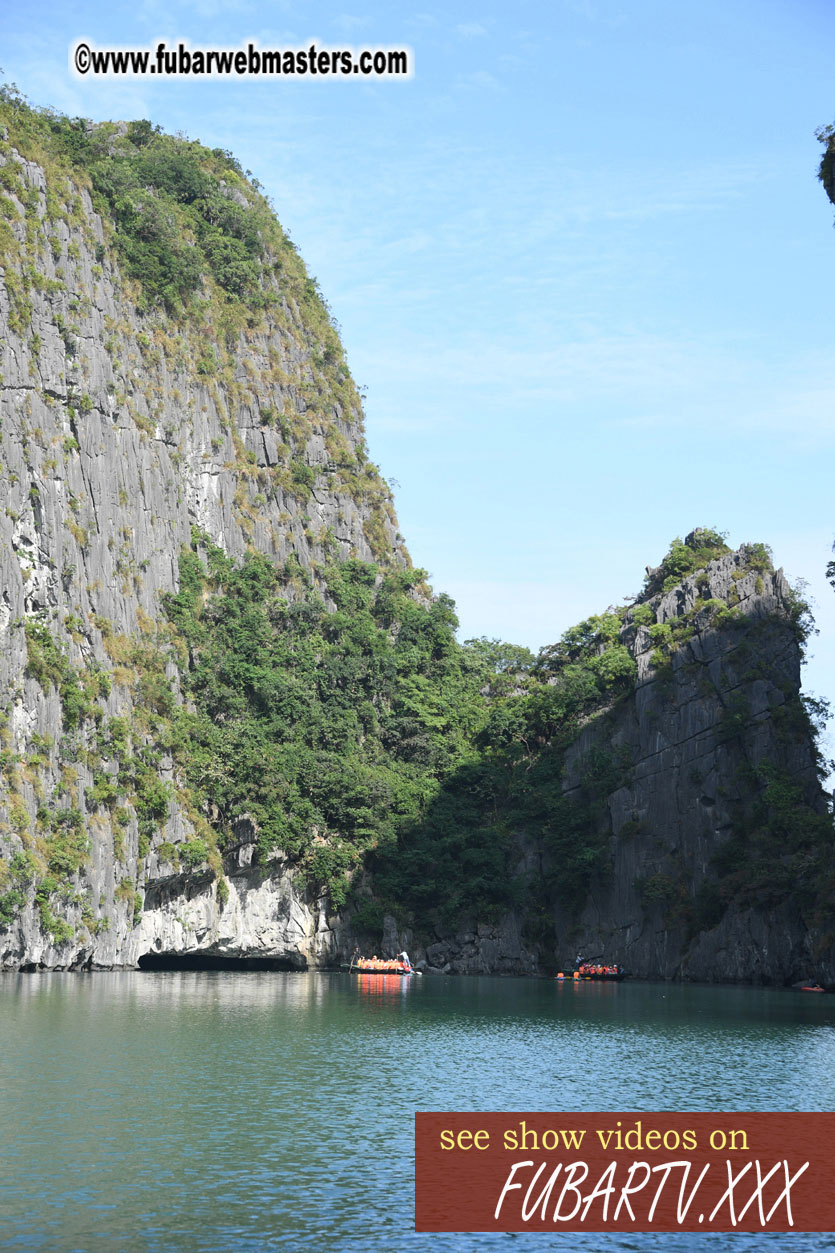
[352,971,413,1001]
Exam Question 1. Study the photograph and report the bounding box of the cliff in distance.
[402,541,832,984]
[0,93,832,982]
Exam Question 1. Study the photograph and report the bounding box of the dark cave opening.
[137,952,307,972]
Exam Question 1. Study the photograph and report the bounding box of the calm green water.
[1,972,835,1251]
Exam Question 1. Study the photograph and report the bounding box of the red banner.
[415,1112,835,1232]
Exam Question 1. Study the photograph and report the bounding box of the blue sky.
[3,1,835,762]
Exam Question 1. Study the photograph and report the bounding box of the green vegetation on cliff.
[817,121,835,212]
[641,527,731,596]
[0,87,399,565]
[163,537,496,906]
[154,527,823,934]
[2,514,831,954]
[0,84,329,325]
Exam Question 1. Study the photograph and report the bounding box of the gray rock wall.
[0,141,403,970]
[377,553,832,985]
[559,554,825,982]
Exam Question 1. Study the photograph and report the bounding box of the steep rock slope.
[556,548,829,982]
[382,537,834,984]
[0,101,406,968]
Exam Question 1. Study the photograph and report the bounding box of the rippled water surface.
[1,971,835,1250]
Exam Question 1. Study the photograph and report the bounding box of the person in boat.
[397,950,412,971]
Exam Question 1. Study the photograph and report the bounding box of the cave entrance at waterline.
[137,952,306,971]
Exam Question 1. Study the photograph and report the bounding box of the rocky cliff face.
[1,104,831,983]
[557,552,829,983]
[0,108,403,970]
[386,547,834,984]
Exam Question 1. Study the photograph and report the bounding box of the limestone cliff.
[1,99,831,983]
[563,553,826,984]
[400,542,833,983]
[0,102,405,969]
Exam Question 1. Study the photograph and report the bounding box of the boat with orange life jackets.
[556,962,627,982]
[343,951,420,976]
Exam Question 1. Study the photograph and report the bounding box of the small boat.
[800,983,826,993]
[342,958,419,976]
[557,964,627,982]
